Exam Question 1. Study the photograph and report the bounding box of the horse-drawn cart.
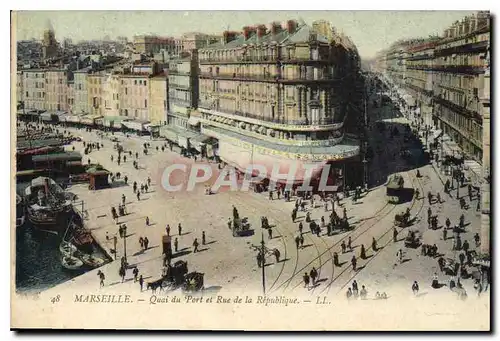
[182,272,204,293]
[146,260,188,293]
[394,209,411,227]
[404,229,421,248]
[232,217,254,237]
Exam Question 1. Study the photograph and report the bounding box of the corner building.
[197,20,361,189]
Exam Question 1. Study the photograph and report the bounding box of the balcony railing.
[168,70,191,76]
[200,72,340,83]
[199,56,335,65]
[169,83,191,90]
[435,40,488,57]
[433,95,482,122]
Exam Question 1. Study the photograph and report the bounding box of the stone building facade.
[21,70,47,111]
[197,20,362,187]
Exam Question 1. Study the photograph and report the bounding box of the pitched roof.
[202,23,330,50]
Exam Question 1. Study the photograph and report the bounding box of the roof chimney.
[286,20,298,34]
[270,22,282,36]
[223,31,238,44]
[243,26,251,40]
[257,25,267,38]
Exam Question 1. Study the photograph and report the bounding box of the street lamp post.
[261,230,266,295]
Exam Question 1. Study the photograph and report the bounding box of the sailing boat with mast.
[24,176,73,234]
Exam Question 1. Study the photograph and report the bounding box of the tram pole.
[261,230,266,295]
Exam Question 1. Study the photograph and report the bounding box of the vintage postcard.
[11,10,491,330]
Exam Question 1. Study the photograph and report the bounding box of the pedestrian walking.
[310,267,318,286]
[97,270,105,288]
[269,191,273,200]
[299,235,304,248]
[438,257,445,272]
[393,227,398,242]
[396,249,404,264]
[268,227,273,240]
[133,267,139,282]
[443,228,448,241]
[463,240,470,254]
[139,236,144,249]
[352,280,359,296]
[174,237,179,252]
[136,191,140,201]
[360,285,368,299]
[437,192,441,203]
[193,238,199,253]
[274,249,281,263]
[122,194,126,205]
[295,236,300,249]
[298,222,303,234]
[347,236,352,251]
[303,273,310,288]
[360,244,366,259]
[351,256,357,271]
[145,216,150,226]
[372,237,377,252]
[459,252,465,265]
[166,224,171,236]
[119,266,126,282]
[333,252,339,267]
[144,237,149,250]
[412,281,419,295]
[144,184,149,193]
[202,231,206,245]
[346,288,353,300]
[341,240,346,253]
[178,223,182,236]
[139,275,144,292]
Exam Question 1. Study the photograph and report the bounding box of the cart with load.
[163,260,189,290]
[182,272,204,293]
[404,229,421,248]
[232,217,254,237]
[394,209,411,227]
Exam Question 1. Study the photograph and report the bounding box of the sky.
[13,11,474,59]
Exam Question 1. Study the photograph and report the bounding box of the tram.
[386,174,404,204]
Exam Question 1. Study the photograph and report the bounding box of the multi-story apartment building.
[167,52,199,130]
[133,35,182,57]
[103,73,121,117]
[73,69,90,115]
[119,74,150,120]
[149,76,168,125]
[87,73,105,116]
[45,69,71,111]
[405,39,439,127]
[196,20,362,187]
[181,32,222,53]
[16,71,24,108]
[432,12,490,161]
[22,69,46,111]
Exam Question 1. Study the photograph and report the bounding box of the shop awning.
[40,112,53,121]
[432,129,443,140]
[160,126,178,142]
[103,116,128,127]
[122,120,147,131]
[188,116,201,126]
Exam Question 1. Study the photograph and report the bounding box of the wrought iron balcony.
[434,40,488,57]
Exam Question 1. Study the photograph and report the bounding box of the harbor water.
[15,182,110,293]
